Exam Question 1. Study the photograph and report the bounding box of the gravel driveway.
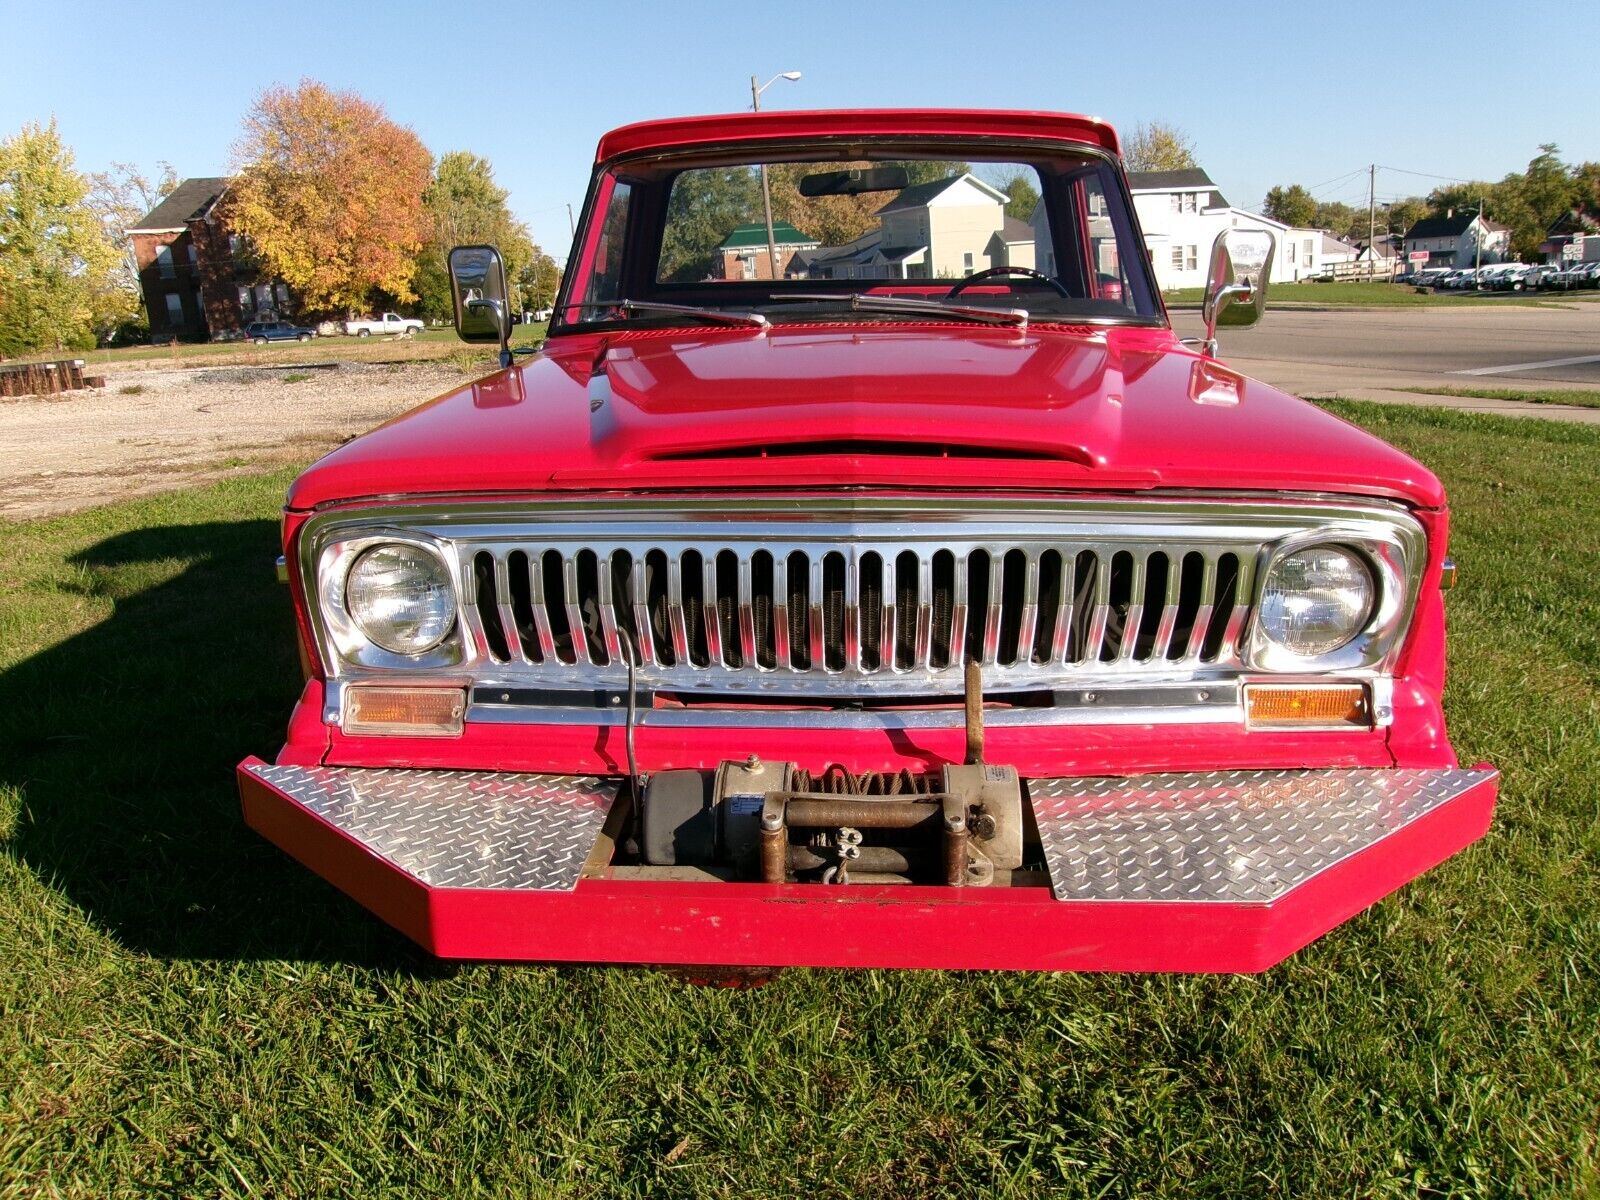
[1,360,467,520]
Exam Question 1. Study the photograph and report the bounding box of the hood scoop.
[647,438,1094,464]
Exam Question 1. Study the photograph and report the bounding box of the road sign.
[1408,250,1430,263]
[1562,241,1581,260]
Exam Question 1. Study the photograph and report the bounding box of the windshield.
[555,144,1160,331]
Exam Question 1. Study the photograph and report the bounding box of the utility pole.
[1368,164,1377,280]
[566,203,575,239]
[750,71,801,280]
[1475,194,1485,274]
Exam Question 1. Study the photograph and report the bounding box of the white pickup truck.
[342,312,424,337]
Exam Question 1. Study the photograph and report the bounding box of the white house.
[1401,211,1511,270]
[1118,169,1331,290]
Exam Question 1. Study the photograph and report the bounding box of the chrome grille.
[453,529,1260,695]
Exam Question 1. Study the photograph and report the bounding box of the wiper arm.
[772,292,1028,328]
[572,300,769,329]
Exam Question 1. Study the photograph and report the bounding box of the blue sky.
[2,1,1590,258]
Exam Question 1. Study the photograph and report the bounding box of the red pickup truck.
[238,110,1496,971]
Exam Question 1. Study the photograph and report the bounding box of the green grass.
[2,404,1598,1196]
[1399,386,1600,410]
[8,322,547,372]
[1163,280,1589,308]
[280,372,313,384]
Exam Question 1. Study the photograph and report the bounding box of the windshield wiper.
[771,292,1029,328]
[572,300,769,329]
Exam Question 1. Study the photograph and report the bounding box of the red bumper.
[237,759,1496,972]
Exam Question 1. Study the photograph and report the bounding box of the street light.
[751,71,802,279]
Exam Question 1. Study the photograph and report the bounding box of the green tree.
[417,151,534,320]
[658,166,761,281]
[517,249,562,310]
[1123,122,1198,172]
[993,170,1041,222]
[0,119,122,356]
[1386,197,1429,241]
[1263,184,1317,227]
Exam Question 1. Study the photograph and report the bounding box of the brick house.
[127,177,292,340]
[716,221,819,280]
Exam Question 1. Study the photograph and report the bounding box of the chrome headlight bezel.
[315,531,466,670]
[1246,527,1421,673]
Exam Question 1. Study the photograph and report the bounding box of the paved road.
[1173,303,1600,384]
[1169,302,1600,424]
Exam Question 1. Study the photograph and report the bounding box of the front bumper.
[237,759,1496,971]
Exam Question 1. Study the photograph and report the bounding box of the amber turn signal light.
[343,686,467,737]
[1245,683,1370,729]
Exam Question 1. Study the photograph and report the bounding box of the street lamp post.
[751,71,801,279]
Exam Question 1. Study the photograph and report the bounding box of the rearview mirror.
[1200,229,1274,356]
[448,245,512,356]
[798,166,911,197]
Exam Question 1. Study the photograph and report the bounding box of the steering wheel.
[946,265,1071,299]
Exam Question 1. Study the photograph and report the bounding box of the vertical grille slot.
[894,550,919,671]
[929,550,956,669]
[786,551,810,670]
[997,548,1027,666]
[506,549,543,663]
[1033,549,1064,664]
[822,552,846,672]
[679,550,708,667]
[1166,551,1207,660]
[1201,552,1241,662]
[1099,551,1135,661]
[752,551,776,670]
[964,549,991,666]
[608,550,638,664]
[859,552,884,671]
[574,549,606,665]
[540,550,576,664]
[472,551,511,663]
[1132,552,1169,661]
[644,549,674,665]
[715,549,742,669]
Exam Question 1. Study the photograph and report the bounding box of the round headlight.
[1258,544,1374,657]
[345,544,457,655]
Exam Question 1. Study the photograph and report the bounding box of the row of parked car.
[1410,261,1600,293]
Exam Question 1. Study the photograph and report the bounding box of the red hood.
[287,324,1444,510]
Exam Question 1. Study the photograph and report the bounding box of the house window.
[1303,239,1314,261]
[963,251,974,276]
[1171,247,1185,270]
[1181,193,1198,214]
[1287,241,1297,264]
[739,254,755,280]
[1185,245,1198,271]
[154,245,175,279]
[1169,193,1181,213]
[275,283,289,306]
[238,286,252,311]
[164,293,184,326]
[187,243,198,267]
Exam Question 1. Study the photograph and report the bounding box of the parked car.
[1577,261,1600,288]
[1521,266,1557,290]
[243,320,315,344]
[343,312,424,337]
[237,109,1498,972]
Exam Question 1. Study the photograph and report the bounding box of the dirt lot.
[1,360,467,520]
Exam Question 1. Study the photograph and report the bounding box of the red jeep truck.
[237,110,1497,971]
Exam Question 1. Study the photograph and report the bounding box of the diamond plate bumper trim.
[1030,768,1496,903]
[242,763,616,892]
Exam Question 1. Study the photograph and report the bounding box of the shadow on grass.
[2,517,446,970]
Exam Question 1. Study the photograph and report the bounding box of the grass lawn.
[6,322,548,373]
[1162,280,1595,308]
[2,402,1598,1196]
[1400,386,1600,410]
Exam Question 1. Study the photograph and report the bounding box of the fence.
[0,359,107,399]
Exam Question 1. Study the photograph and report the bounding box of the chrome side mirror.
[1201,229,1274,356]
[448,244,512,363]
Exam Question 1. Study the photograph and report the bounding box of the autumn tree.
[0,119,123,355]
[226,81,432,314]
[1123,122,1198,173]
[1263,184,1317,227]
[416,151,535,320]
